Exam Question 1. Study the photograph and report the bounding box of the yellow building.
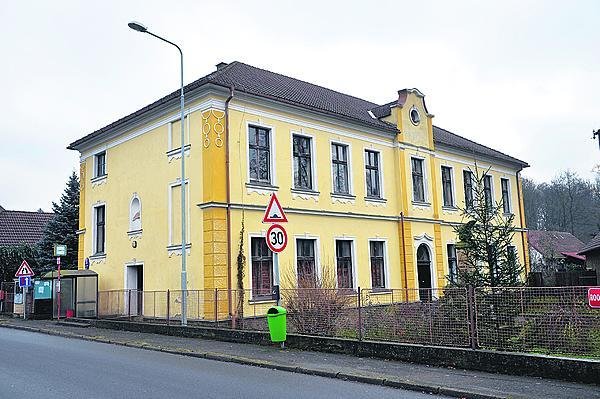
[68,61,529,313]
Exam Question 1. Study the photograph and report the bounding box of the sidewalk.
[0,317,597,399]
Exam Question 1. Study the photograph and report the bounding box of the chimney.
[216,62,228,70]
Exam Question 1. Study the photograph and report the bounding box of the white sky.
[1,0,599,211]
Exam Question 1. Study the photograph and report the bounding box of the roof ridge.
[0,209,54,215]
[229,61,382,108]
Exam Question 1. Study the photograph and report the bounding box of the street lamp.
[128,21,188,326]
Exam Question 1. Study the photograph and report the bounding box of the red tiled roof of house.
[0,207,54,246]
[527,230,585,259]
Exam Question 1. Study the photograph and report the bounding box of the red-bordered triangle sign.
[263,193,288,223]
[15,260,35,277]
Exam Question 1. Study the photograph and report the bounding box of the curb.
[0,322,512,399]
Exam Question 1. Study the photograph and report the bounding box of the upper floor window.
[336,240,354,289]
[296,238,316,286]
[411,158,425,202]
[441,166,454,207]
[332,143,350,194]
[129,196,141,232]
[251,237,272,299]
[94,205,106,255]
[463,170,474,209]
[95,152,106,178]
[365,150,381,198]
[501,178,511,214]
[248,126,271,184]
[293,135,313,190]
[483,175,493,208]
[370,241,386,289]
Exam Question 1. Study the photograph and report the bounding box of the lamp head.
[128,21,148,33]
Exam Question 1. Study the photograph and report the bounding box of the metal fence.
[93,286,600,358]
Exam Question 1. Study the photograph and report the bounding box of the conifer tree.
[37,172,79,272]
[449,165,523,287]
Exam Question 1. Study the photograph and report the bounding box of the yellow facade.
[70,64,528,317]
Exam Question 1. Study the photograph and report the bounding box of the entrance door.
[126,265,143,316]
[416,244,432,301]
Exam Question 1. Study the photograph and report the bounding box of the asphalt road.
[0,329,450,399]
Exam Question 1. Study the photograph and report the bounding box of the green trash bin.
[266,306,287,343]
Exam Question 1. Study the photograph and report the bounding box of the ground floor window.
[370,241,386,289]
[336,240,354,289]
[251,237,273,299]
[447,244,458,283]
[296,238,316,286]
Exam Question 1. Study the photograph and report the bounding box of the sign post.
[53,244,67,319]
[589,287,600,309]
[15,260,35,320]
[263,194,288,306]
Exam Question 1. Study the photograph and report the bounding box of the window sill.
[412,201,431,207]
[246,182,278,191]
[166,144,191,159]
[127,229,143,236]
[330,193,355,199]
[369,288,392,295]
[89,253,106,260]
[90,175,107,185]
[365,196,387,203]
[442,206,458,211]
[291,188,319,195]
[249,297,276,304]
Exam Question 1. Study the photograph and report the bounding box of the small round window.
[410,107,420,125]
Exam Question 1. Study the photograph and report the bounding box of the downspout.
[400,212,409,301]
[225,87,234,317]
[516,169,528,275]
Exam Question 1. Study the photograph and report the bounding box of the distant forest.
[522,170,600,243]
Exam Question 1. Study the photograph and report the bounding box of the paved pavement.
[0,328,445,399]
[1,317,598,399]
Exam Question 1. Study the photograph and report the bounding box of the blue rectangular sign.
[18,276,32,288]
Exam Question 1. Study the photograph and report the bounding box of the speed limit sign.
[266,224,288,253]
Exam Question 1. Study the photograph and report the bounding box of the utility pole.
[593,129,600,150]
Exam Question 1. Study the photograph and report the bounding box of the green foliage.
[450,165,523,287]
[36,172,79,272]
[0,244,39,282]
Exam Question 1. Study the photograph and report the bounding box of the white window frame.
[167,180,191,246]
[413,234,437,293]
[290,131,318,191]
[333,237,357,289]
[367,238,389,290]
[330,139,353,196]
[363,147,385,199]
[293,235,321,285]
[462,168,475,208]
[410,156,428,203]
[440,165,456,208]
[91,202,106,255]
[93,151,107,178]
[248,232,274,302]
[500,177,512,214]
[129,194,142,232]
[483,174,495,207]
[246,121,277,186]
[167,115,191,151]
[446,242,458,283]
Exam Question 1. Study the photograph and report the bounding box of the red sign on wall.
[589,288,600,309]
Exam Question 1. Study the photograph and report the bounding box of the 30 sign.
[266,224,288,253]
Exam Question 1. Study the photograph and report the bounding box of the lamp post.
[593,129,600,150]
[128,21,187,325]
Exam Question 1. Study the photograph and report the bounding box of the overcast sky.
[1,1,599,211]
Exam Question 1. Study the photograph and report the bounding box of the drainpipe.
[516,169,528,275]
[400,212,409,301]
[225,87,234,318]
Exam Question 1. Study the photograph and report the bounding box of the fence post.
[167,290,171,326]
[214,288,218,325]
[357,287,363,341]
[128,289,132,321]
[467,285,479,349]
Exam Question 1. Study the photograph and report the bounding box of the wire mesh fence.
[94,285,600,358]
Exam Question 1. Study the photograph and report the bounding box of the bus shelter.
[41,270,98,318]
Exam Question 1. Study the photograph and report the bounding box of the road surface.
[0,328,449,399]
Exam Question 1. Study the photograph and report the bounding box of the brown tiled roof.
[0,208,54,246]
[68,61,528,167]
[528,230,585,259]
[579,233,600,255]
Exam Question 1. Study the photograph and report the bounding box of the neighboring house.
[0,205,53,246]
[578,233,600,284]
[68,61,529,315]
[528,230,586,271]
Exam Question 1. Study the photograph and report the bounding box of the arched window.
[130,196,141,231]
[416,244,432,301]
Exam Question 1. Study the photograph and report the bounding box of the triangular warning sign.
[263,193,288,223]
[15,260,35,277]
